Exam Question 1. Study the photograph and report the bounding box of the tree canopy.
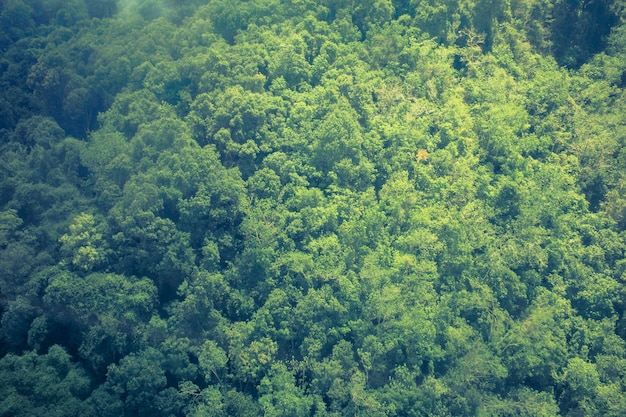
[2,0,626,416]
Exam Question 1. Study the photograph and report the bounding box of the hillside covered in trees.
[1,0,626,415]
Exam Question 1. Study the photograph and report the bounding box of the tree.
[311,107,365,181]
[2,0,626,414]
[42,269,157,372]
[98,90,170,139]
[551,0,619,68]
[498,290,571,389]
[229,329,278,386]
[107,174,196,299]
[96,348,182,417]
[0,345,95,417]
[85,0,118,18]
[198,339,228,384]
[0,0,35,42]
[59,213,107,272]
[559,357,601,415]
[167,271,230,340]
[258,362,314,417]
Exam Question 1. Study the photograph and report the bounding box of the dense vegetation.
[1,0,626,415]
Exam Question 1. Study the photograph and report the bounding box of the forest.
[1,0,626,415]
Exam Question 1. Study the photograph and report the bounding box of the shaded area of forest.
[2,0,626,416]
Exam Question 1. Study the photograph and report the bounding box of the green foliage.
[259,362,314,417]
[59,213,107,272]
[551,0,620,68]
[2,0,626,415]
[0,345,95,417]
[96,347,182,417]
